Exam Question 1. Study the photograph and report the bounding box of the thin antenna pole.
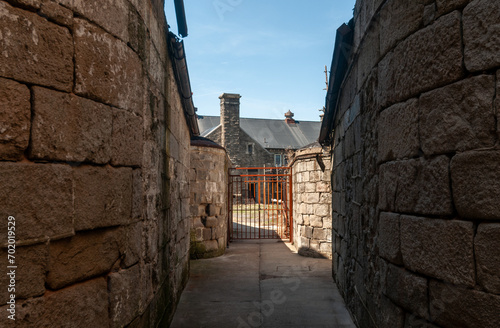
[324,65,329,90]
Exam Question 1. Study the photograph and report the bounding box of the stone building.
[321,0,500,327]
[198,93,321,169]
[0,0,200,326]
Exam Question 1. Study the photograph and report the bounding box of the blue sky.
[165,1,355,122]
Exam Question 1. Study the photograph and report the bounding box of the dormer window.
[247,143,254,155]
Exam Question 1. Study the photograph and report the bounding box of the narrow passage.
[171,240,355,327]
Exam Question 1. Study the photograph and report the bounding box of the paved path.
[170,240,356,328]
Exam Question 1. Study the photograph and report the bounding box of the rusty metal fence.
[228,167,293,242]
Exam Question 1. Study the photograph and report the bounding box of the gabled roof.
[198,115,321,150]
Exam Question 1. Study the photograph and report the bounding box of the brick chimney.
[219,93,241,150]
[285,110,295,124]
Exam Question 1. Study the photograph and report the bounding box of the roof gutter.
[318,20,354,146]
[168,32,200,136]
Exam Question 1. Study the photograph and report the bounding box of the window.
[247,143,254,155]
[274,154,282,166]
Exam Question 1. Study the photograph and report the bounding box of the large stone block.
[0,2,73,91]
[0,78,30,160]
[74,18,143,114]
[429,280,500,327]
[385,264,428,319]
[111,108,143,166]
[47,228,123,289]
[123,221,143,268]
[451,151,500,219]
[57,0,130,42]
[378,212,402,265]
[379,0,425,55]
[109,264,142,328]
[16,278,109,328]
[0,243,47,301]
[0,163,73,243]
[463,0,500,71]
[436,0,471,16]
[39,0,73,27]
[73,165,133,231]
[378,98,419,162]
[420,75,495,156]
[379,156,452,216]
[400,216,474,286]
[475,224,500,293]
[378,11,462,108]
[30,86,112,163]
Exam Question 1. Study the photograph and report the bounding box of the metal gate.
[228,167,293,241]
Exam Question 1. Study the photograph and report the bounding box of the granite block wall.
[331,0,500,327]
[0,0,191,326]
[190,140,230,259]
[291,146,333,258]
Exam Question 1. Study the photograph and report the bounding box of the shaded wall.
[331,0,500,327]
[0,0,191,326]
[291,146,332,258]
[190,139,230,259]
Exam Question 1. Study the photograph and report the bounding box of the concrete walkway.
[170,240,356,328]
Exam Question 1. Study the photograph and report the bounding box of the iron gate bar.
[228,167,293,242]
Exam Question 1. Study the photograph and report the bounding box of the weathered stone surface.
[57,0,130,42]
[436,0,471,16]
[312,228,326,240]
[378,98,419,162]
[379,156,452,216]
[47,228,122,289]
[205,216,217,228]
[0,163,73,243]
[39,0,73,26]
[123,222,143,268]
[429,280,500,327]
[475,224,500,294]
[378,212,402,265]
[73,165,133,231]
[378,11,462,108]
[463,0,500,71]
[379,0,425,55]
[377,296,405,328]
[0,78,30,160]
[420,75,495,156]
[5,0,41,9]
[357,19,380,87]
[0,243,47,301]
[0,1,73,91]
[30,86,112,163]
[17,278,109,328]
[132,169,143,219]
[109,264,142,328]
[451,151,500,219]
[400,216,474,286]
[111,108,143,166]
[385,264,428,319]
[74,18,143,114]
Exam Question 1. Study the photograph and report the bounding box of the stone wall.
[330,0,500,327]
[0,0,192,326]
[291,145,332,258]
[190,138,230,259]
